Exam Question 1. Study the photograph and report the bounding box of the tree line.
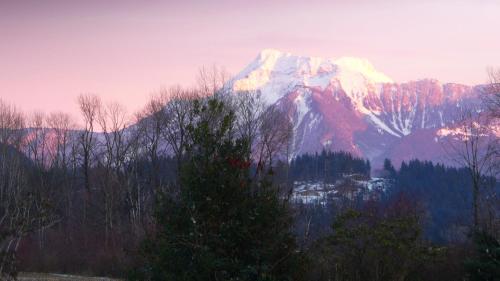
[289,151,371,183]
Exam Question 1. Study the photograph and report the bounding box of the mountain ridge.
[226,49,483,166]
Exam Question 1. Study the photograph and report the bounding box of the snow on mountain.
[226,49,483,167]
[230,49,392,105]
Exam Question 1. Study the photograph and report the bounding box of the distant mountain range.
[226,49,490,167]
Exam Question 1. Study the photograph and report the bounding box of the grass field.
[17,272,122,281]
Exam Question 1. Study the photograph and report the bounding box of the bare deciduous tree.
[160,87,198,174]
[96,101,135,245]
[25,112,49,169]
[46,112,76,169]
[0,99,24,150]
[46,112,78,243]
[446,108,498,231]
[233,91,266,160]
[135,94,167,189]
[196,65,229,98]
[484,67,500,119]
[77,94,102,194]
[98,102,131,171]
[0,100,57,279]
[256,104,294,173]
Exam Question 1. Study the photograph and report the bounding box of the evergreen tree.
[465,232,500,281]
[308,202,437,281]
[383,158,397,179]
[132,98,303,281]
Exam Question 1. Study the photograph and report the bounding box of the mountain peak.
[229,49,393,104]
[257,48,288,59]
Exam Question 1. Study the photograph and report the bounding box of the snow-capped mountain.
[226,49,484,167]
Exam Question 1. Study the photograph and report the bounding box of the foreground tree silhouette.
[131,98,303,281]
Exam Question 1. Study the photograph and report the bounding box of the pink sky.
[1,0,499,118]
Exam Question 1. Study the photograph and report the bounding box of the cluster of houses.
[292,174,391,205]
